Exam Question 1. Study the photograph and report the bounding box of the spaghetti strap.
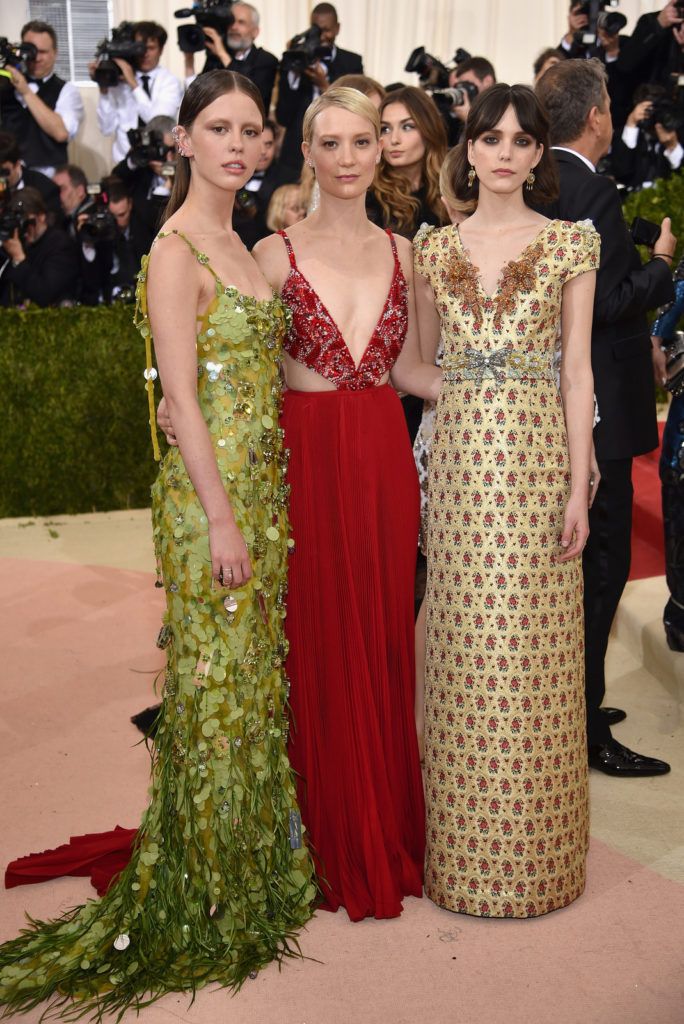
[156,229,224,288]
[278,230,297,269]
[385,228,400,267]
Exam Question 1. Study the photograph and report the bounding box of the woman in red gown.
[253,86,441,920]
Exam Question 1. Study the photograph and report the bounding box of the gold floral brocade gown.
[0,230,315,1020]
[414,219,600,918]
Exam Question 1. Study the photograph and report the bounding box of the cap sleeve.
[413,222,438,284]
[562,219,601,282]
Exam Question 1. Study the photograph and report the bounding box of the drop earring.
[467,164,476,188]
[525,170,536,190]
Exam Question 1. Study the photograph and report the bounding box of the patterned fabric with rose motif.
[414,218,600,918]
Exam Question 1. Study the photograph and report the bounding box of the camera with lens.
[639,98,684,135]
[93,22,146,89]
[0,171,21,242]
[280,26,332,74]
[430,81,479,112]
[174,1,235,54]
[0,187,35,244]
[405,46,472,92]
[127,127,169,168]
[78,185,118,244]
[571,0,626,55]
[0,37,38,78]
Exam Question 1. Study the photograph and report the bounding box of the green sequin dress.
[0,230,316,1021]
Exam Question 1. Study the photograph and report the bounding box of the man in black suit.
[536,58,675,777]
[185,2,278,114]
[276,2,363,173]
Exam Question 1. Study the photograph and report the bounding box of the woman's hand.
[209,519,252,588]
[558,493,589,563]
[157,396,178,445]
[588,446,600,509]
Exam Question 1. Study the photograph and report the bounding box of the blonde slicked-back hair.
[302,86,381,145]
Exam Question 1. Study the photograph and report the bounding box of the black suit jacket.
[202,46,278,113]
[543,149,674,460]
[275,47,364,171]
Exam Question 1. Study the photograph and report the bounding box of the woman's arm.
[558,269,596,562]
[390,245,442,401]
[147,237,251,586]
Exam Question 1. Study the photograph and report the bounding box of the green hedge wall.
[0,304,160,517]
[622,173,684,263]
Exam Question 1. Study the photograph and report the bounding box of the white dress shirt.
[97,65,183,163]
[621,123,684,176]
[14,72,84,177]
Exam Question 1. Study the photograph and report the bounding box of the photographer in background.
[0,21,84,177]
[444,56,496,143]
[78,178,153,304]
[184,3,277,114]
[91,22,183,164]
[52,163,90,236]
[276,2,363,173]
[611,85,684,188]
[619,0,684,94]
[111,115,177,233]
[533,47,566,85]
[536,58,675,778]
[0,131,60,221]
[0,187,79,306]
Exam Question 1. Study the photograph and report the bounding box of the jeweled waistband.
[442,347,555,386]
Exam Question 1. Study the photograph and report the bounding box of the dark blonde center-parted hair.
[373,85,448,234]
[302,86,381,144]
[163,69,265,223]
[450,83,559,207]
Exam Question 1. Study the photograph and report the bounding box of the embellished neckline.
[282,260,407,374]
[447,220,555,323]
[454,219,556,301]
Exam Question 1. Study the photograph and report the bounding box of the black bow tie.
[27,77,43,85]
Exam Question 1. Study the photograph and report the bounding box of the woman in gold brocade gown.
[414,84,599,918]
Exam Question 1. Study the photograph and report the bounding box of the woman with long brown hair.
[368,86,448,240]
[0,70,315,1019]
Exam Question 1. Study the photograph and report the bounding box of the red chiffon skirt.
[4,386,425,921]
[282,384,425,921]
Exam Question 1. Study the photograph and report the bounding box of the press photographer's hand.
[2,229,25,264]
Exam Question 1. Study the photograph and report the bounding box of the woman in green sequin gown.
[0,71,315,1021]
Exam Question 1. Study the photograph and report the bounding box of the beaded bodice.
[278,228,409,391]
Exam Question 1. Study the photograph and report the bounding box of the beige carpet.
[0,513,683,1024]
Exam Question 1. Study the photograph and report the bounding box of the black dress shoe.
[589,738,671,777]
[599,706,627,725]
[664,598,684,652]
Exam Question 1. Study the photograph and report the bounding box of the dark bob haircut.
[451,83,559,207]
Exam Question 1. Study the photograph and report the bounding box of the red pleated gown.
[278,230,425,920]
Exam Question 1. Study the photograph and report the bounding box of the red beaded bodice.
[278,229,408,391]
